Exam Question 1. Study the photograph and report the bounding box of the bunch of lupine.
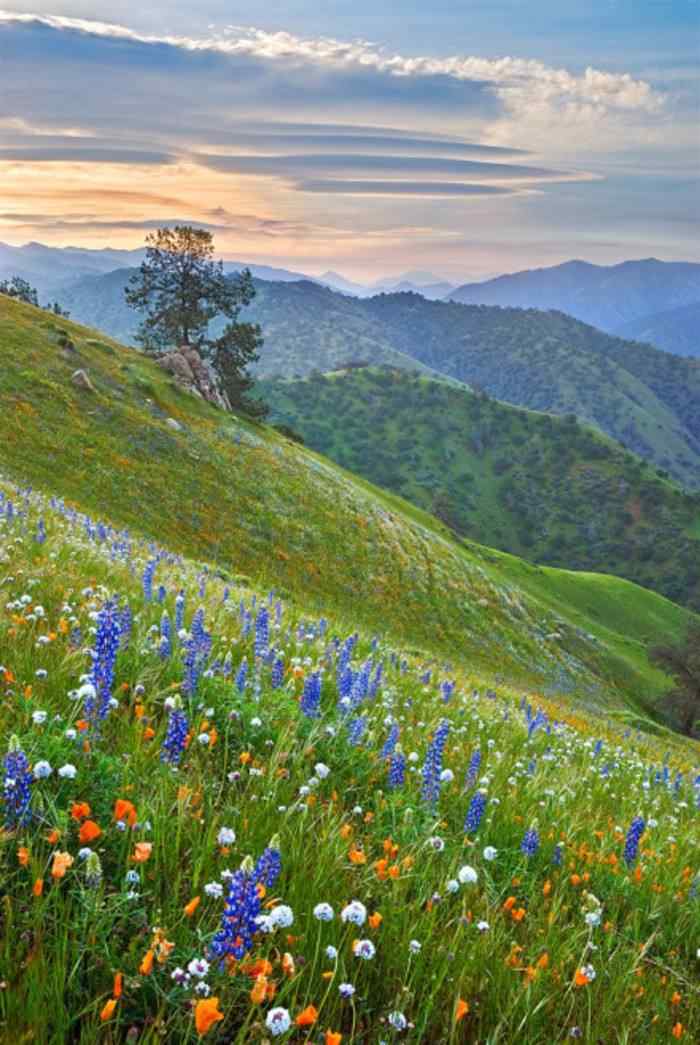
[254,607,269,659]
[440,679,455,703]
[369,663,383,698]
[175,590,185,631]
[464,789,488,834]
[161,697,189,765]
[388,749,405,789]
[271,657,284,689]
[235,658,248,694]
[142,559,157,601]
[623,816,645,867]
[85,597,121,725]
[380,722,400,760]
[210,856,262,963]
[300,671,322,718]
[465,748,482,788]
[254,838,282,889]
[118,604,132,647]
[3,736,32,829]
[156,584,166,604]
[347,716,367,746]
[521,827,540,858]
[159,612,172,660]
[337,666,354,709]
[421,719,450,804]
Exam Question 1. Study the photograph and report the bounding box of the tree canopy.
[649,622,700,737]
[125,226,265,415]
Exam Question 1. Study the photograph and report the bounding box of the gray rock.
[71,369,95,392]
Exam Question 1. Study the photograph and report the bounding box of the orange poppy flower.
[47,828,61,845]
[79,820,102,844]
[51,851,73,879]
[195,997,224,1037]
[184,896,201,917]
[100,998,117,1022]
[295,1005,318,1027]
[574,969,591,987]
[672,1024,683,1039]
[368,912,383,929]
[348,846,366,865]
[142,726,155,741]
[17,846,29,867]
[114,799,137,826]
[139,949,154,975]
[455,999,469,1022]
[325,1032,342,1045]
[32,877,44,897]
[542,880,552,897]
[71,802,91,821]
[250,974,268,1004]
[132,842,152,863]
[113,972,123,998]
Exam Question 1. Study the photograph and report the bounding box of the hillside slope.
[616,300,700,358]
[448,258,700,332]
[0,295,695,716]
[261,368,700,611]
[56,272,700,489]
[1,480,697,1042]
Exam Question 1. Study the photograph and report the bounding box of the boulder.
[157,346,230,410]
[71,369,95,392]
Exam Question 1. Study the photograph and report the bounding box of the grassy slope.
[1,484,698,1043]
[59,273,700,489]
[0,296,695,720]
[260,368,700,611]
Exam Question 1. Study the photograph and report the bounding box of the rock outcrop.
[157,346,230,410]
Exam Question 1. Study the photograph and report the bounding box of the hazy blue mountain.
[615,300,700,358]
[448,258,700,332]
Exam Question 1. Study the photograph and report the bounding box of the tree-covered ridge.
[57,272,700,489]
[261,367,700,611]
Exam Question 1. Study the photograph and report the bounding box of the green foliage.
[649,622,700,736]
[0,275,39,307]
[260,368,700,611]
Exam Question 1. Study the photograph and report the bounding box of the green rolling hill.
[0,293,695,721]
[260,367,700,611]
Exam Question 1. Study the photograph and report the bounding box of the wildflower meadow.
[0,481,698,1043]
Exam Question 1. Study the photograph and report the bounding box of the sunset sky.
[0,2,697,280]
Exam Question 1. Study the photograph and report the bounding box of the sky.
[0,3,697,281]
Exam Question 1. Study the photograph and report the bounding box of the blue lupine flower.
[34,518,46,544]
[421,719,450,804]
[254,607,269,659]
[552,843,563,866]
[440,680,454,703]
[156,584,166,604]
[159,612,172,659]
[300,672,322,718]
[465,749,481,788]
[85,597,121,724]
[210,858,261,963]
[235,658,248,694]
[254,839,282,888]
[161,700,189,765]
[388,750,405,789]
[271,657,284,689]
[175,590,185,631]
[380,723,400,760]
[142,559,157,601]
[464,789,488,833]
[3,736,32,828]
[347,716,367,746]
[623,816,645,868]
[521,827,540,858]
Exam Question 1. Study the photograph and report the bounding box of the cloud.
[297,181,518,197]
[0,146,175,165]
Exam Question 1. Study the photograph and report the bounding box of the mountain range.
[448,258,700,354]
[54,269,700,491]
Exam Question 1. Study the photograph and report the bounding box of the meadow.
[0,482,698,1043]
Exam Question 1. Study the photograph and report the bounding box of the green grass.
[0,483,697,1043]
[0,296,696,720]
[260,368,700,612]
